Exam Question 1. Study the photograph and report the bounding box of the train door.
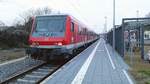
[71,22,75,44]
[71,22,78,46]
[74,24,78,44]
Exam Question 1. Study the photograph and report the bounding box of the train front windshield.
[32,16,66,37]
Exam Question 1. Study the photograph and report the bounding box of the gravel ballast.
[0,57,43,81]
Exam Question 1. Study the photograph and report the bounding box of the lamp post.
[105,16,107,33]
[104,16,107,40]
[113,0,116,50]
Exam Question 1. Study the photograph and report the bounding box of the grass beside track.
[0,49,25,63]
[125,51,150,84]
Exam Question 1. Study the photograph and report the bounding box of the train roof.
[35,14,97,34]
[36,14,87,28]
[35,14,68,17]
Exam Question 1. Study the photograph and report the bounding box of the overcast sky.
[0,0,150,33]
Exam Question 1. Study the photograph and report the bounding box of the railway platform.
[41,39,134,84]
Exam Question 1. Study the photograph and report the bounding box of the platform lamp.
[113,0,116,50]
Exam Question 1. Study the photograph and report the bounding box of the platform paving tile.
[41,41,98,84]
[82,40,130,84]
[41,39,134,84]
[106,44,129,70]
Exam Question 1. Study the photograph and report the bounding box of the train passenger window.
[84,28,87,35]
[78,26,82,34]
[80,28,84,35]
[71,22,74,32]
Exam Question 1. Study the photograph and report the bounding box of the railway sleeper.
[25,75,44,78]
[32,71,48,75]
[17,79,36,83]
[37,69,50,72]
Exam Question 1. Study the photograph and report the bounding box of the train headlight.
[36,42,39,46]
[32,42,36,46]
[32,42,39,46]
[58,42,62,46]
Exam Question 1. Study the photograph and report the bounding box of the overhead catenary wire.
[48,0,93,29]
[64,0,90,26]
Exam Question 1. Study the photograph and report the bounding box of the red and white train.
[28,14,99,60]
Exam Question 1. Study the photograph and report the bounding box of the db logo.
[71,37,74,43]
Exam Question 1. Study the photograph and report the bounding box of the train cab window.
[71,22,74,32]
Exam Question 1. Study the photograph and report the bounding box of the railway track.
[0,48,85,84]
[0,62,62,84]
[0,40,94,84]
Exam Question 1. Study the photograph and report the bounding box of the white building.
[144,31,150,39]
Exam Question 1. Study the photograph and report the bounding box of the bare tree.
[17,7,52,33]
[20,7,52,24]
[0,21,5,26]
[0,7,54,48]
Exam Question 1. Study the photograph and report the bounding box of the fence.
[106,26,124,57]
[107,17,150,60]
